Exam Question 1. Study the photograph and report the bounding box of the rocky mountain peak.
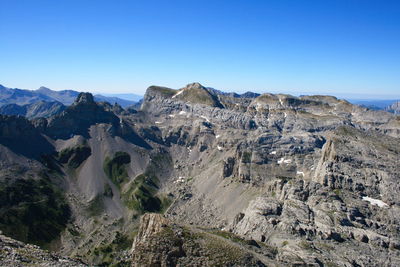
[37,86,51,92]
[74,92,95,105]
[184,82,205,90]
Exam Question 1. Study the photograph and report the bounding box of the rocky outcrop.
[385,101,400,114]
[43,93,120,139]
[0,233,86,267]
[131,213,267,266]
[231,180,400,267]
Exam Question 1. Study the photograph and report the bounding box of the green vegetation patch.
[241,151,252,163]
[209,230,249,246]
[180,87,221,107]
[203,234,247,265]
[103,151,131,187]
[122,151,173,213]
[86,195,104,217]
[122,174,172,214]
[58,144,91,168]
[93,231,133,267]
[150,86,177,97]
[103,183,113,197]
[335,125,361,138]
[0,177,71,247]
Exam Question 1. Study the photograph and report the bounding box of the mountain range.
[0,84,138,116]
[348,99,400,111]
[0,82,399,266]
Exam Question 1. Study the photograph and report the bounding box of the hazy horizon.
[1,81,399,101]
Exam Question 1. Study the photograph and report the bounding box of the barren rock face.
[75,92,95,105]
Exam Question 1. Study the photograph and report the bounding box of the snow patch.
[278,157,292,164]
[362,196,388,208]
[174,176,185,183]
[270,151,277,155]
[215,135,220,139]
[200,115,210,122]
[168,114,175,118]
[179,110,187,115]
[217,145,223,151]
[172,89,184,98]
[297,171,305,176]
[155,121,162,124]
[279,98,284,106]
[284,112,287,118]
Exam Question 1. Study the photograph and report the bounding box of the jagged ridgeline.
[0,84,400,267]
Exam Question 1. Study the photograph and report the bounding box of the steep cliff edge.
[131,213,268,267]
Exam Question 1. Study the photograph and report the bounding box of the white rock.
[362,196,388,208]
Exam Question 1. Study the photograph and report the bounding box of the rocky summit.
[0,82,399,267]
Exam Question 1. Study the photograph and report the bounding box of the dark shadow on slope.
[0,115,54,158]
[44,93,152,150]
[117,123,152,150]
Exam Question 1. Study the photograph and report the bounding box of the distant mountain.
[36,86,79,105]
[348,99,399,110]
[94,94,137,108]
[385,101,400,114]
[206,87,260,98]
[98,93,143,102]
[0,84,136,107]
[0,101,65,118]
[0,84,54,106]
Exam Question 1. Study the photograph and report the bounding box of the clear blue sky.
[1,0,399,98]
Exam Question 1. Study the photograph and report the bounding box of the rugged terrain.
[0,233,85,267]
[386,101,400,114]
[0,82,399,266]
[0,84,136,116]
[0,100,66,118]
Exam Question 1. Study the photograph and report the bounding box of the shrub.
[0,177,71,246]
[103,152,131,187]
